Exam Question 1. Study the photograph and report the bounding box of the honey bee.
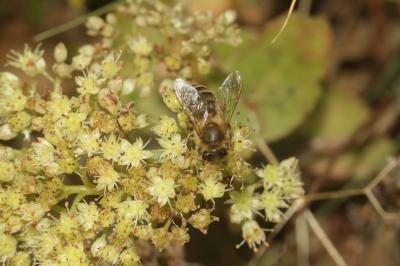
[174,71,242,161]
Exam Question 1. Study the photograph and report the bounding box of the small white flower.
[200,178,226,201]
[56,112,87,141]
[119,138,152,168]
[0,124,17,141]
[147,176,176,206]
[47,93,72,118]
[152,116,178,138]
[77,202,99,231]
[228,187,260,224]
[101,52,122,79]
[95,163,120,192]
[117,200,150,223]
[7,44,46,77]
[257,190,288,223]
[158,134,187,162]
[57,243,88,265]
[75,129,101,156]
[32,138,56,166]
[101,134,121,162]
[122,79,136,95]
[240,220,266,251]
[0,72,26,116]
[221,10,237,25]
[32,232,60,257]
[0,161,15,183]
[17,202,46,223]
[86,16,105,36]
[78,44,95,57]
[72,54,92,70]
[75,70,105,95]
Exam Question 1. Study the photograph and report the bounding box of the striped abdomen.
[191,84,225,148]
[190,84,218,120]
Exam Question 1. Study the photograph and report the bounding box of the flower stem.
[63,185,99,196]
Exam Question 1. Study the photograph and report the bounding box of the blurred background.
[1,0,400,265]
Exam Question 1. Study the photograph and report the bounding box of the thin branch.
[256,137,279,165]
[271,0,298,43]
[304,188,365,202]
[304,210,347,266]
[33,0,124,42]
[296,213,310,266]
[365,190,387,218]
[366,157,398,190]
[247,156,398,266]
[305,158,399,203]
[65,185,99,196]
[57,185,100,202]
[267,198,304,243]
[365,190,400,221]
[71,193,85,209]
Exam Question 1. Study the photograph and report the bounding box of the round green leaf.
[213,14,332,141]
[308,88,370,145]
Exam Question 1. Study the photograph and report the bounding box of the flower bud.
[106,13,117,25]
[54,42,67,63]
[221,10,237,25]
[122,79,136,96]
[0,233,17,261]
[72,54,91,70]
[101,24,114,37]
[0,124,17,140]
[86,16,105,36]
[0,161,15,183]
[0,72,20,88]
[53,63,72,78]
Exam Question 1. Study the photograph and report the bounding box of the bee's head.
[202,148,227,161]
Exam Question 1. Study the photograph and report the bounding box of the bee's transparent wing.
[174,79,209,134]
[217,71,243,125]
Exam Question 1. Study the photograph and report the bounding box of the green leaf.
[213,14,332,141]
[354,137,397,179]
[310,137,396,180]
[307,88,370,145]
